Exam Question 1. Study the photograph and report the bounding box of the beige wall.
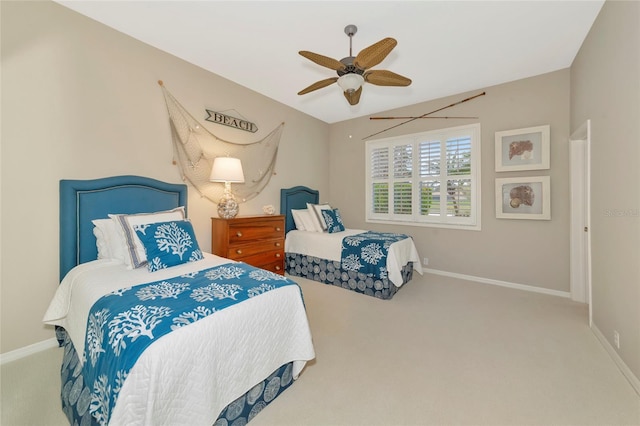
[570,0,640,381]
[329,70,571,293]
[0,1,329,353]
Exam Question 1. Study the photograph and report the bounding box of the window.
[366,123,481,230]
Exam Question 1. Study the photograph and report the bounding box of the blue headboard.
[59,175,188,281]
[280,186,319,234]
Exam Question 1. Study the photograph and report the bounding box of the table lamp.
[209,157,245,219]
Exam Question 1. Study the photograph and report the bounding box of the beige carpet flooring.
[2,272,639,425]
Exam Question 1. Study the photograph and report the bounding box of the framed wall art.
[495,125,550,172]
[495,176,550,220]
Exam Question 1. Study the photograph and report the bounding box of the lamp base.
[217,193,239,219]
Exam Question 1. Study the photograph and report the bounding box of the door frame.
[569,119,592,325]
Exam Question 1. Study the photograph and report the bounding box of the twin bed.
[44,176,315,425]
[44,177,421,425]
[280,186,423,300]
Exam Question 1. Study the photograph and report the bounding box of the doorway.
[569,119,592,325]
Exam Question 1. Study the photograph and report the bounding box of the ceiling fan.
[298,24,412,106]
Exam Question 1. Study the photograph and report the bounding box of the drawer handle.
[275,265,281,271]
[275,253,281,258]
[236,231,243,238]
[236,249,242,255]
[275,227,281,232]
[275,242,281,247]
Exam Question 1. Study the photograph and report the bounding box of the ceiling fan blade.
[354,37,397,70]
[298,77,339,95]
[299,51,345,71]
[364,70,412,87]
[343,86,363,106]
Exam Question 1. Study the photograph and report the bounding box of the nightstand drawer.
[235,250,284,268]
[227,239,283,259]
[228,220,284,244]
[259,259,285,274]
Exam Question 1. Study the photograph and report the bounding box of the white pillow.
[93,224,111,260]
[307,203,332,232]
[110,206,186,269]
[291,209,317,232]
[92,218,126,263]
[291,209,307,231]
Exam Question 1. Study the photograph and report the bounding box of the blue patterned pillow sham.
[135,220,204,272]
[321,209,345,233]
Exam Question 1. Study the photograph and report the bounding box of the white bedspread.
[285,229,423,287]
[43,253,315,425]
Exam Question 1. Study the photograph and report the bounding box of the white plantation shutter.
[393,181,412,215]
[371,147,389,179]
[370,147,389,214]
[393,144,412,215]
[419,141,441,176]
[372,182,389,214]
[366,124,481,230]
[446,179,472,217]
[446,137,472,176]
[445,136,473,218]
[420,180,441,216]
[393,144,412,178]
[419,140,441,218]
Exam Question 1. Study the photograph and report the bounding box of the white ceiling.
[55,1,603,124]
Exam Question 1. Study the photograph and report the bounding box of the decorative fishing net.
[160,83,283,204]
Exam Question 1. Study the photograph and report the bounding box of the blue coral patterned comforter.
[341,231,411,280]
[83,262,296,425]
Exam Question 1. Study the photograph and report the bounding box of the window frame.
[365,123,481,231]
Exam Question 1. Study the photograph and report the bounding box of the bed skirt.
[285,253,414,300]
[58,328,295,425]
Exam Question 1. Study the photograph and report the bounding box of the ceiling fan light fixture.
[298,26,409,106]
[337,73,364,93]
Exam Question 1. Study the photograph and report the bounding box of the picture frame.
[495,176,550,220]
[495,125,550,172]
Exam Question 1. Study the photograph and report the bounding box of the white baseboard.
[591,325,640,396]
[423,267,572,299]
[0,337,59,365]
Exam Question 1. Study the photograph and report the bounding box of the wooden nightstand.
[211,215,285,275]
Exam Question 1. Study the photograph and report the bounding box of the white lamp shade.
[337,73,364,92]
[209,157,245,183]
